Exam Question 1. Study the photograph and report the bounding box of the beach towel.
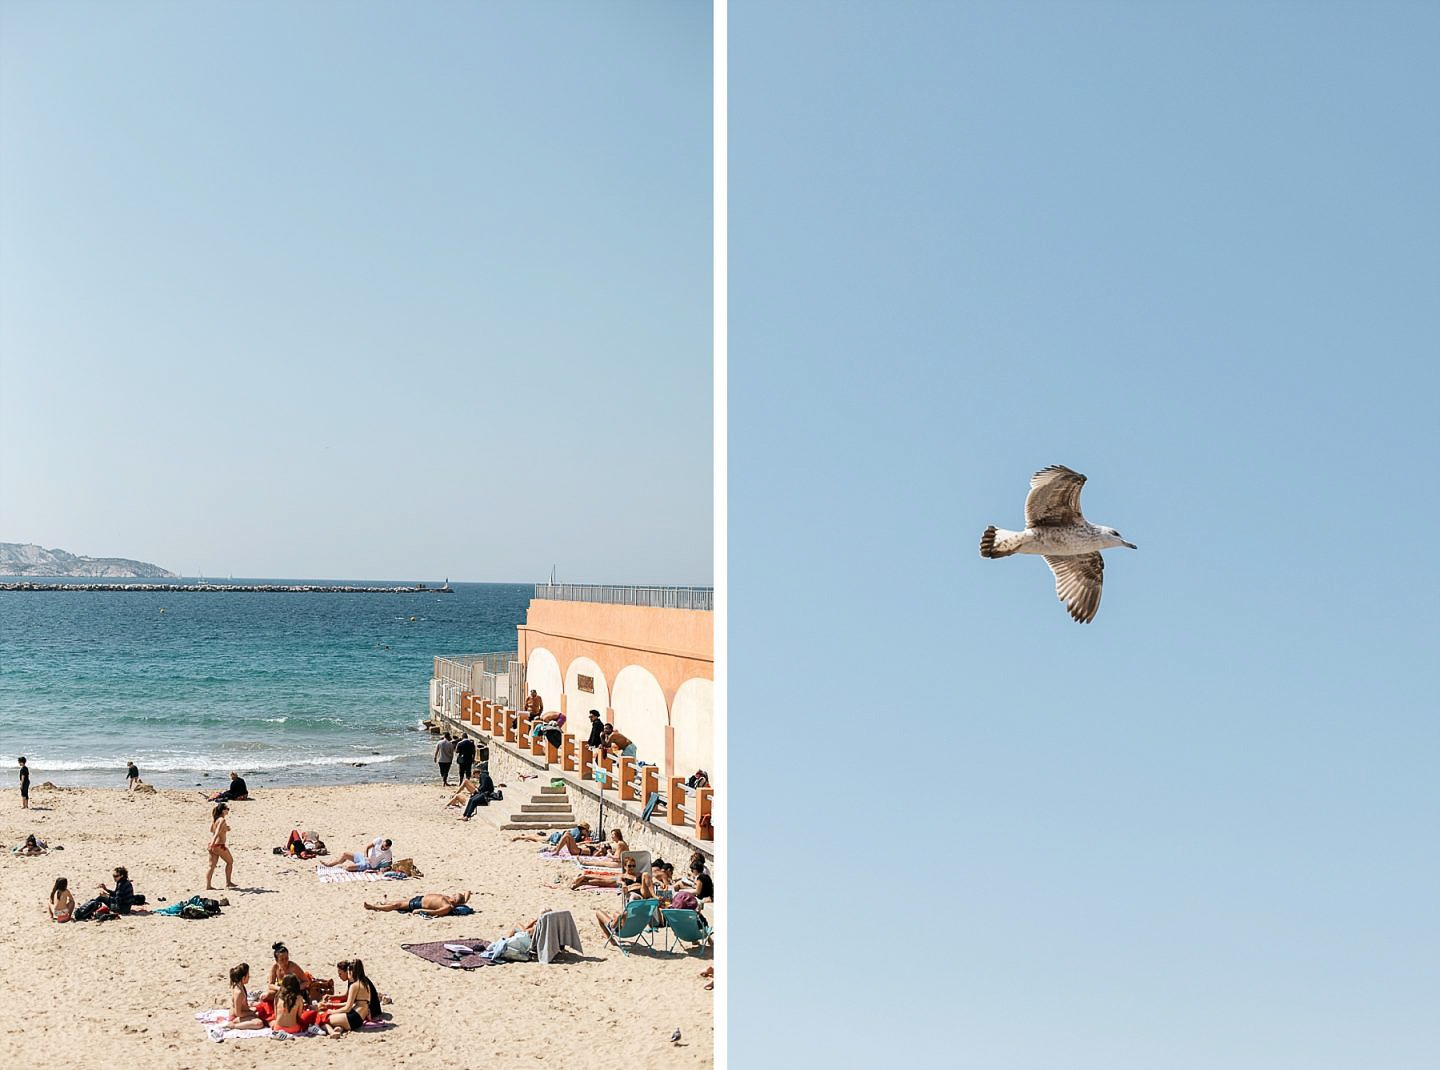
[399,937,496,969]
[533,910,583,964]
[194,1011,309,1042]
[315,863,389,884]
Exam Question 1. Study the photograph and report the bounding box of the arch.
[671,677,714,781]
[610,664,668,768]
[564,656,609,728]
[525,647,563,715]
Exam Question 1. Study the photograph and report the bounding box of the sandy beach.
[0,782,714,1069]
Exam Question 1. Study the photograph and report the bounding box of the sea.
[0,580,530,789]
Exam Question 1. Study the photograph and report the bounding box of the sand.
[0,783,713,1069]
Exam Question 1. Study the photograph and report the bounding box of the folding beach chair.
[618,850,651,876]
[660,909,713,955]
[605,897,661,956]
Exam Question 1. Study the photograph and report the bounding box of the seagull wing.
[1043,553,1104,623]
[1025,465,1087,527]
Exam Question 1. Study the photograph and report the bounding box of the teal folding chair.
[605,897,661,956]
[660,908,712,955]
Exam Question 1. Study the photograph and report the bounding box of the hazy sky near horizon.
[730,2,1437,1067]
[0,2,711,584]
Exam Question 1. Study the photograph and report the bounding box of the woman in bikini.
[48,877,75,922]
[226,964,268,1030]
[571,854,643,892]
[206,803,238,890]
[270,974,321,1034]
[323,959,380,1036]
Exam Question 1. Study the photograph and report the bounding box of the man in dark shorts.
[18,756,29,810]
[454,734,476,784]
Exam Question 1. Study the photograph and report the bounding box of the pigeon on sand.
[980,465,1136,623]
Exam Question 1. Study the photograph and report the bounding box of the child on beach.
[226,964,267,1030]
[18,756,30,809]
[125,761,140,790]
[49,877,74,922]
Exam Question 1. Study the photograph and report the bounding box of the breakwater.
[1,582,454,593]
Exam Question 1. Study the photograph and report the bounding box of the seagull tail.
[980,526,1022,558]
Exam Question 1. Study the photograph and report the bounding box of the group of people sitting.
[444,767,503,820]
[593,850,714,948]
[225,942,381,1037]
[49,866,139,922]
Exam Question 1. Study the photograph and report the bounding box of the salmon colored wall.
[518,600,712,705]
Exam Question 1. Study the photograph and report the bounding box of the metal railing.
[533,583,713,611]
[433,653,524,706]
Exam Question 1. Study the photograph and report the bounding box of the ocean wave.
[0,753,411,773]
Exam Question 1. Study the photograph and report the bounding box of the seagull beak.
[1123,541,1137,549]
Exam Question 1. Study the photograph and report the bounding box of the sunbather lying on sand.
[14,834,47,856]
[363,891,470,917]
[550,827,628,860]
[572,855,643,892]
[319,838,392,872]
[512,822,592,846]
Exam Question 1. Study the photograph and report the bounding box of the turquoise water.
[0,580,530,788]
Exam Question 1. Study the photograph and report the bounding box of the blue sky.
[0,1,711,583]
[731,2,1437,1067]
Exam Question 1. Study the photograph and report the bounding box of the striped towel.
[315,863,388,884]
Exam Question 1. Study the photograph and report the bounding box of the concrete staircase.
[497,783,577,832]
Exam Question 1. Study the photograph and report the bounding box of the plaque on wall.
[577,674,594,694]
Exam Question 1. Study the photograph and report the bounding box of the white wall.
[610,664,668,768]
[525,647,563,715]
[671,677,714,781]
[564,656,609,728]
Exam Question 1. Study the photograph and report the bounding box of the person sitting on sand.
[640,859,675,905]
[458,769,498,821]
[270,974,321,1035]
[49,877,75,922]
[265,942,311,993]
[551,826,627,860]
[677,855,714,902]
[15,833,47,856]
[98,866,135,915]
[572,854,643,892]
[363,890,470,917]
[319,837,393,872]
[205,771,249,803]
[226,964,268,1030]
[321,959,380,1036]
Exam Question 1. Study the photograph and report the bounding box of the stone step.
[539,784,567,795]
[507,811,577,824]
[522,802,573,812]
[498,820,583,831]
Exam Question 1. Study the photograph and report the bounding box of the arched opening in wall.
[610,665,667,769]
[525,648,562,716]
[671,678,714,783]
[564,656,609,730]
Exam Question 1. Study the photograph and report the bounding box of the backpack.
[180,904,209,919]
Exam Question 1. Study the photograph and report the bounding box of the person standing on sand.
[434,734,456,786]
[18,756,30,809]
[206,802,239,890]
[125,761,140,791]
[454,733,475,784]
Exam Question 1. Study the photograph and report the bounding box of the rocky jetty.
[0,582,453,594]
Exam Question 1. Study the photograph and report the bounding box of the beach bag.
[388,858,422,878]
[179,904,209,919]
[196,897,221,915]
[74,897,104,921]
[305,977,334,1001]
[490,788,503,802]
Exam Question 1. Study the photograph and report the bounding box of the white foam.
[0,753,409,773]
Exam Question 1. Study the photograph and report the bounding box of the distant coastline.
[0,542,175,578]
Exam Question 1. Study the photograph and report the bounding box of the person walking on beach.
[125,761,140,791]
[455,733,476,784]
[18,756,30,809]
[434,734,456,786]
[207,802,239,890]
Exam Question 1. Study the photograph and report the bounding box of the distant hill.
[0,543,177,578]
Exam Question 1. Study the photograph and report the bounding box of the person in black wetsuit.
[19,756,30,810]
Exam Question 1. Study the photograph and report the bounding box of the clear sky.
[731,3,1437,1068]
[0,1,712,584]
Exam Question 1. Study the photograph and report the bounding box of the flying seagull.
[980,465,1136,623]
